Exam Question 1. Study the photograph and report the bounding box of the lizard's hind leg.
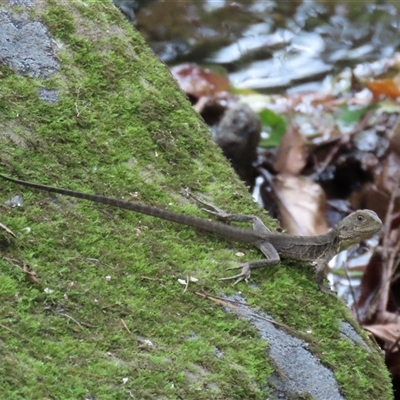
[192,196,272,234]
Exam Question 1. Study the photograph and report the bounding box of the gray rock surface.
[226,295,345,400]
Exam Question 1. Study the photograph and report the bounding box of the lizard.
[0,173,383,292]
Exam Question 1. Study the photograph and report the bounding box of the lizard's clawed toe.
[318,284,337,296]
[219,264,251,285]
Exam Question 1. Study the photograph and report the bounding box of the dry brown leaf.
[273,175,328,236]
[170,63,230,99]
[22,263,40,284]
[364,323,400,351]
[274,124,308,175]
[3,257,41,285]
[365,76,400,99]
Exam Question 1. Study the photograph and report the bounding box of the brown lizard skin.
[0,174,383,291]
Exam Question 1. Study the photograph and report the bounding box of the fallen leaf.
[274,123,308,175]
[365,77,400,99]
[364,323,400,351]
[171,63,230,99]
[22,263,40,284]
[273,175,328,236]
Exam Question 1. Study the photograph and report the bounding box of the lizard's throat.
[337,233,373,253]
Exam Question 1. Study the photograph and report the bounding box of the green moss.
[0,3,272,399]
[42,1,76,40]
[0,1,392,399]
[254,265,392,399]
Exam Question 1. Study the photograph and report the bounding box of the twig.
[120,319,132,334]
[59,313,84,329]
[195,291,290,329]
[0,323,33,343]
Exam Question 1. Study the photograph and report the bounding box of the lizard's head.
[336,209,382,252]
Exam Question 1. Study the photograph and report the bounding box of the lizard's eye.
[357,215,365,222]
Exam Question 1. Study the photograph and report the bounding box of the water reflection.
[132,0,400,92]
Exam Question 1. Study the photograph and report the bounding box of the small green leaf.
[258,109,286,147]
[337,104,376,124]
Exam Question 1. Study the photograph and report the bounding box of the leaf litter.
[172,54,400,384]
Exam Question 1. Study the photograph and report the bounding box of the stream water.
[131,0,400,92]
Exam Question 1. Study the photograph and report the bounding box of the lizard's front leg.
[192,197,280,284]
[315,261,336,295]
[219,241,280,284]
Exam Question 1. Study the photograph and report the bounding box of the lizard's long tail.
[0,174,260,245]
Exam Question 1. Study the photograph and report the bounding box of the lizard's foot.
[191,195,262,224]
[316,269,337,296]
[318,283,337,296]
[191,196,231,219]
[219,264,251,285]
